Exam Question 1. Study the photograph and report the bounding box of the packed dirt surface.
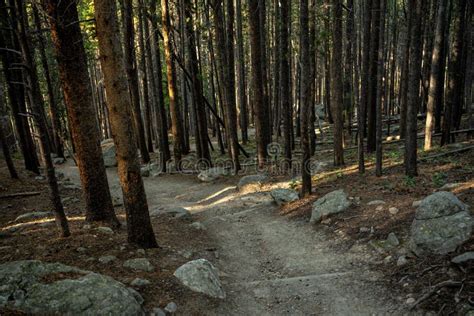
[58,161,404,315]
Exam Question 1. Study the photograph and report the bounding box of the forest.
[0,0,473,315]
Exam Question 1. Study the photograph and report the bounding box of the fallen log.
[0,191,41,199]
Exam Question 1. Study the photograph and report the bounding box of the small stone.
[164,302,177,314]
[98,255,117,264]
[451,252,474,264]
[359,227,370,233]
[397,256,408,266]
[136,249,146,255]
[190,222,206,230]
[321,218,332,225]
[384,255,393,264]
[35,176,45,181]
[96,226,114,234]
[130,278,151,287]
[389,207,399,215]
[406,297,416,305]
[82,224,92,230]
[151,308,166,316]
[123,258,154,272]
[367,200,386,206]
[376,205,384,211]
[386,232,400,247]
[53,157,65,165]
[76,247,87,253]
[270,188,299,206]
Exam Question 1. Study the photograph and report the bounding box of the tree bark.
[121,0,150,164]
[94,0,157,247]
[375,0,386,176]
[405,0,423,177]
[46,0,119,226]
[424,0,448,150]
[280,0,292,169]
[235,0,248,144]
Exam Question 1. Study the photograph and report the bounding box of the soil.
[0,136,473,315]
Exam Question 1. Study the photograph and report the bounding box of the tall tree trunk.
[149,0,171,169]
[358,0,372,173]
[366,0,380,152]
[300,0,312,196]
[280,0,292,169]
[235,0,248,144]
[331,0,345,166]
[32,6,64,158]
[0,0,40,174]
[399,6,412,139]
[137,0,154,153]
[185,0,211,164]
[405,0,423,177]
[94,0,157,247]
[121,0,150,164]
[46,0,119,227]
[14,0,70,237]
[375,0,386,176]
[248,0,270,167]
[425,0,448,150]
[162,0,185,168]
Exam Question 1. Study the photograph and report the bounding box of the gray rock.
[388,207,399,215]
[14,211,52,222]
[237,174,268,193]
[397,256,408,266]
[35,176,45,181]
[151,308,166,316]
[76,247,87,253]
[174,259,225,299]
[412,200,422,207]
[123,258,154,272]
[410,191,472,255]
[386,233,400,247]
[149,206,190,219]
[270,188,299,206]
[190,222,206,230]
[0,260,144,315]
[101,139,117,168]
[440,183,463,190]
[130,278,151,287]
[98,255,117,264]
[164,302,177,313]
[451,252,474,264]
[367,200,386,206]
[53,157,65,165]
[310,189,351,223]
[136,249,146,256]
[96,226,114,234]
[197,167,229,182]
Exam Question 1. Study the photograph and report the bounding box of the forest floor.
[0,132,473,315]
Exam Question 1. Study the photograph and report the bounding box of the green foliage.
[432,172,448,188]
[403,176,416,188]
[288,178,300,190]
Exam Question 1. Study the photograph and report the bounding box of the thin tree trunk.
[0,87,18,179]
[162,0,185,168]
[405,0,423,177]
[280,0,291,169]
[235,0,248,144]
[375,0,386,176]
[331,0,345,166]
[425,0,448,150]
[121,0,150,164]
[14,0,70,237]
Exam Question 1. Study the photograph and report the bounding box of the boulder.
[270,188,299,206]
[197,167,229,182]
[237,174,268,193]
[0,260,144,315]
[174,259,225,299]
[310,189,351,223]
[410,191,472,255]
[123,258,154,272]
[101,139,117,168]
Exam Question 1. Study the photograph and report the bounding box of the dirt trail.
[60,163,404,315]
